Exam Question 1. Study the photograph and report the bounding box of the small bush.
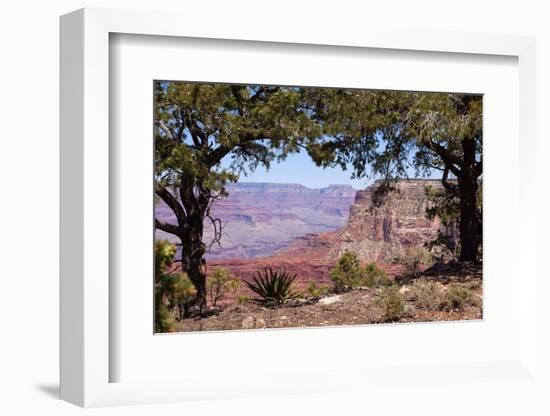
[170,273,197,318]
[363,262,392,287]
[377,286,406,322]
[330,250,362,292]
[441,285,481,311]
[410,279,444,310]
[157,272,197,319]
[207,267,240,307]
[155,239,177,275]
[155,240,180,332]
[307,282,331,298]
[245,267,299,305]
[155,303,177,333]
[330,250,391,291]
[236,295,248,305]
[398,246,434,277]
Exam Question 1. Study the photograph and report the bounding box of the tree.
[302,90,482,262]
[154,82,318,311]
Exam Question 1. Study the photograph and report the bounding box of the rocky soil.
[174,264,482,332]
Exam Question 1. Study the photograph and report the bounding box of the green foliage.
[154,83,321,194]
[306,281,331,298]
[236,295,248,305]
[410,279,444,310]
[155,240,197,332]
[330,250,362,292]
[155,303,177,333]
[154,83,323,308]
[377,286,406,322]
[207,267,240,307]
[155,239,177,276]
[155,240,177,332]
[398,246,434,277]
[330,250,391,292]
[302,90,483,262]
[170,273,197,314]
[245,268,299,305]
[363,262,392,287]
[441,285,481,311]
[425,185,460,226]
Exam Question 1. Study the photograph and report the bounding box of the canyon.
[209,180,449,289]
[156,182,357,259]
[157,180,450,288]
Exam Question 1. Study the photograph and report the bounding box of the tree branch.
[155,218,181,236]
[423,139,463,177]
[155,185,187,223]
[156,120,175,141]
[184,112,204,147]
[441,166,460,197]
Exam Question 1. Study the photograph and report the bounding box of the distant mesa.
[155,182,357,259]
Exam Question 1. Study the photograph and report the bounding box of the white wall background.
[0,1,548,415]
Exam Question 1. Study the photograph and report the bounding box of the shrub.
[154,240,197,327]
[155,239,177,275]
[155,240,178,332]
[410,279,444,310]
[330,250,391,291]
[236,295,248,305]
[155,303,177,333]
[170,273,197,318]
[376,286,406,322]
[398,246,434,277]
[245,267,299,305]
[363,262,392,287]
[207,267,240,307]
[307,281,331,298]
[441,285,481,311]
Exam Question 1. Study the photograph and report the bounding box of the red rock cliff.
[278,179,450,263]
[331,179,449,262]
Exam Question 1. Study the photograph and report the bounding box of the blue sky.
[235,150,366,189]
[229,148,441,189]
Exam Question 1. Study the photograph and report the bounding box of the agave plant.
[245,267,299,305]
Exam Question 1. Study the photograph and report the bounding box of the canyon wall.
[279,179,449,263]
[332,179,449,262]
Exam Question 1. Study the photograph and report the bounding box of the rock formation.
[278,179,451,263]
[329,179,447,262]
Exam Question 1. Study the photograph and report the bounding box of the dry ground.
[174,263,483,332]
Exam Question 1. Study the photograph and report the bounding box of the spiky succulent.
[245,267,299,305]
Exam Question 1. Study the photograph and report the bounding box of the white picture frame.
[60,7,539,408]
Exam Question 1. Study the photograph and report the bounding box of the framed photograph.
[60,8,539,408]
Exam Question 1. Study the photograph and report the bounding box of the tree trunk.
[457,177,481,262]
[179,211,208,313]
[457,138,482,263]
[187,254,207,312]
